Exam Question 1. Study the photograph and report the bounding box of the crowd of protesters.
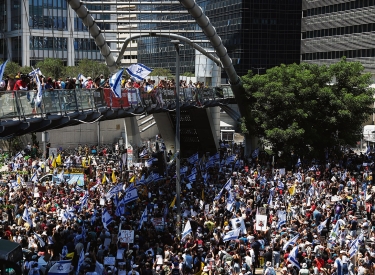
[1,138,375,275]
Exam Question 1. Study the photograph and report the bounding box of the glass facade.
[137,0,302,78]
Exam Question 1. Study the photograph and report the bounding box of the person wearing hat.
[299,263,309,275]
[128,264,139,275]
[118,262,127,275]
[264,261,276,275]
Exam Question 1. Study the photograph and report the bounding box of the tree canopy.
[242,58,374,157]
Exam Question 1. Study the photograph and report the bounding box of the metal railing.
[0,86,234,121]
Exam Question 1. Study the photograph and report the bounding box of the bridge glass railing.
[0,91,19,119]
[1,86,232,121]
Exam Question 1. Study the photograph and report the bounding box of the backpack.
[242,263,250,272]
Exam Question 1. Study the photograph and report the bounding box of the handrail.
[0,86,233,121]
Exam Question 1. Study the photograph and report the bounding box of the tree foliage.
[36,58,64,80]
[242,58,374,156]
[182,71,194,77]
[149,67,173,78]
[72,59,110,79]
[4,61,21,76]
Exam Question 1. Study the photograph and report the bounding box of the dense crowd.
[1,141,375,275]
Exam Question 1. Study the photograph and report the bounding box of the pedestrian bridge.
[0,87,237,148]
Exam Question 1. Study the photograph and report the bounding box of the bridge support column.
[124,117,142,147]
[206,106,220,149]
[152,113,176,153]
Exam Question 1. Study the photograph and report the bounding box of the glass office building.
[301,0,375,72]
[137,0,302,79]
[0,0,115,66]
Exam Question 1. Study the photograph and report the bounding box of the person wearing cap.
[128,264,140,275]
[299,263,309,275]
[264,261,276,275]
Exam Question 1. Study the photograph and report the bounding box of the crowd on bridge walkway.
[1,140,375,275]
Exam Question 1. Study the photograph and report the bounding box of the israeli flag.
[33,232,45,247]
[288,246,300,269]
[267,192,273,206]
[180,166,189,176]
[223,229,240,242]
[277,180,284,190]
[61,246,68,259]
[223,178,232,191]
[277,212,286,229]
[102,209,114,229]
[296,158,301,167]
[366,143,371,155]
[153,173,164,182]
[209,152,220,162]
[76,250,85,275]
[295,172,302,182]
[91,209,97,226]
[35,70,43,107]
[123,187,138,204]
[14,152,23,160]
[108,68,124,98]
[283,234,299,251]
[225,155,236,165]
[187,172,197,183]
[187,152,199,164]
[22,208,33,228]
[317,219,328,233]
[0,60,8,81]
[29,67,42,77]
[205,160,215,169]
[77,74,88,88]
[138,207,148,230]
[181,220,192,241]
[214,187,224,201]
[31,172,38,183]
[58,170,64,182]
[62,209,70,223]
[48,260,71,275]
[145,173,154,184]
[105,184,124,200]
[226,191,235,211]
[139,148,148,158]
[78,192,89,212]
[126,63,153,81]
[252,148,259,158]
[145,157,157,167]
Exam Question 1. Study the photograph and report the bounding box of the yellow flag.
[129,175,136,183]
[17,175,21,184]
[82,157,86,168]
[169,196,176,208]
[288,185,296,196]
[202,189,204,200]
[51,158,57,168]
[112,171,117,183]
[56,154,62,165]
[66,252,75,259]
[102,175,106,184]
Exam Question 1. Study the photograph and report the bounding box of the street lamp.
[252,67,265,75]
[171,39,182,236]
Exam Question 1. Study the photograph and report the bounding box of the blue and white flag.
[329,221,340,239]
[29,67,42,77]
[57,170,64,182]
[35,70,43,107]
[223,229,240,242]
[288,246,300,269]
[181,220,192,241]
[61,246,68,259]
[145,173,154,184]
[317,219,328,233]
[295,172,302,182]
[31,172,38,183]
[123,187,138,204]
[224,178,232,191]
[0,60,8,81]
[77,74,88,88]
[138,207,148,230]
[109,68,124,98]
[126,63,153,81]
[91,209,97,226]
[277,180,284,190]
[78,192,89,212]
[48,260,72,275]
[226,192,235,211]
[214,187,224,201]
[153,173,164,182]
[145,157,157,167]
[105,184,124,200]
[267,192,273,206]
[296,158,301,167]
[33,232,45,247]
[209,152,220,162]
[22,208,33,228]
[76,250,85,275]
[187,172,197,183]
[14,152,23,160]
[283,234,299,251]
[225,155,236,165]
[62,209,70,223]
[139,148,148,158]
[187,153,199,164]
[277,211,286,229]
[252,148,259,159]
[205,160,215,169]
[180,166,189,175]
[102,209,114,229]
[366,142,371,155]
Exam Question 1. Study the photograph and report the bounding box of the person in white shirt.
[128,264,140,275]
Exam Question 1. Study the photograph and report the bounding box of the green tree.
[182,71,194,77]
[76,59,110,79]
[20,66,32,74]
[4,61,21,77]
[36,58,64,80]
[149,67,173,78]
[242,58,374,157]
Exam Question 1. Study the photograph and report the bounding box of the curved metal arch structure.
[67,0,117,73]
[116,33,223,68]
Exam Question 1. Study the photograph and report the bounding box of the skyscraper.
[301,0,375,71]
[137,0,302,79]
